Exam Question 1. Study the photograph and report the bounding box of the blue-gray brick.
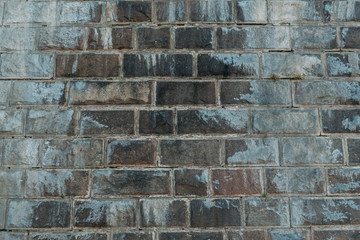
[292,27,337,49]
[328,168,360,194]
[1,139,42,167]
[190,0,233,22]
[0,171,25,197]
[236,1,267,23]
[4,2,56,24]
[58,2,103,24]
[326,53,360,77]
[0,110,24,135]
[322,109,360,133]
[156,1,186,22]
[30,232,107,240]
[268,229,308,240]
[269,1,322,23]
[0,81,10,106]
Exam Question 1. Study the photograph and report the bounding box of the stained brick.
[342,28,360,49]
[292,27,337,49]
[139,110,173,135]
[178,110,248,134]
[56,54,119,78]
[80,110,134,135]
[108,1,152,22]
[159,232,223,240]
[0,171,25,197]
[141,199,187,227]
[326,53,360,77]
[58,2,103,24]
[160,140,220,166]
[190,199,241,227]
[7,200,70,228]
[348,139,360,165]
[268,229,308,240]
[156,1,186,22]
[0,27,37,51]
[190,0,233,22]
[313,230,360,240]
[113,232,153,240]
[38,27,85,50]
[156,82,216,105]
[0,81,10,106]
[87,28,132,50]
[228,230,266,240]
[269,1,322,23]
[175,27,213,49]
[324,1,360,22]
[322,109,360,133]
[0,110,24,135]
[0,232,26,240]
[30,232,107,240]
[1,139,42,167]
[236,1,267,23]
[174,169,208,196]
[0,199,5,229]
[92,170,170,196]
[138,28,170,49]
[4,2,56,24]
[70,81,151,105]
[107,140,156,166]
[266,168,325,194]
[328,168,360,194]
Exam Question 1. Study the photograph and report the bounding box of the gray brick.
[156,1,186,22]
[348,139,360,165]
[114,232,153,240]
[221,80,291,105]
[159,232,223,240]
[281,138,343,166]
[174,169,208,196]
[190,0,233,22]
[0,199,5,228]
[0,110,24,135]
[292,27,337,49]
[74,200,137,227]
[0,232,26,240]
[107,1,151,22]
[87,28,132,50]
[328,168,360,194]
[160,140,220,166]
[138,27,170,49]
[7,200,71,228]
[0,27,37,51]
[245,198,290,226]
[11,81,66,106]
[322,109,360,133]
[0,171,25,197]
[327,53,360,77]
[228,230,266,240]
[342,27,360,49]
[314,229,360,240]
[253,110,318,134]
[92,170,170,196]
[236,1,267,23]
[175,27,213,49]
[324,1,360,22]
[4,2,56,24]
[38,27,85,50]
[268,229,308,240]
[0,81,10,106]
[263,53,323,78]
[266,168,325,194]
[139,110,173,135]
[141,199,187,227]
[291,198,360,225]
[1,139,42,167]
[269,1,322,23]
[30,232,107,240]
[58,2,103,24]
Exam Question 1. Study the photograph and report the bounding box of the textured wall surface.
[0,0,360,239]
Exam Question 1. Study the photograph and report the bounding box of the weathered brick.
[41,139,103,168]
[56,54,119,78]
[217,26,290,50]
[0,199,5,228]
[0,110,23,135]
[197,54,259,77]
[11,81,66,106]
[291,198,360,225]
[26,110,76,136]
[0,81,10,106]
[292,27,337,49]
[263,53,323,78]
[0,27,37,51]
[328,168,360,194]
[113,232,153,240]
[70,81,151,105]
[269,1,322,23]
[225,139,279,166]
[107,140,156,166]
[266,168,325,194]
[348,139,360,165]
[123,54,192,77]
[314,229,360,240]
[1,139,42,167]
[108,1,151,22]
[80,110,134,135]
[87,28,132,50]
[74,200,137,227]
[322,109,360,133]
[0,232,26,240]
[156,82,215,105]
[159,232,223,240]
[221,80,291,105]
[236,1,267,23]
[7,200,70,228]
[268,229,308,240]
[30,232,107,240]
[342,28,360,49]
[0,54,54,79]
[92,170,170,196]
[175,27,213,49]
[190,199,241,227]
[253,110,318,134]
[178,110,248,134]
[326,53,360,77]
[324,1,360,22]
[156,1,186,22]
[4,2,56,24]
[281,138,343,166]
[141,199,187,227]
[26,170,89,197]
[174,169,208,196]
[228,230,266,240]
[38,27,85,50]
[0,171,25,197]
[138,28,170,49]
[139,110,173,134]
[58,2,103,24]
[212,169,263,195]
[245,198,290,226]
[190,0,233,22]
[160,140,220,166]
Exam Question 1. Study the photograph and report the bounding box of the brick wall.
[0,0,360,239]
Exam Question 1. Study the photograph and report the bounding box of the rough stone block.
[0,27,37,51]
[139,110,173,134]
[1,139,42,167]
[30,232,107,240]
[107,1,152,22]
[322,109,360,133]
[138,27,170,49]
[113,232,153,240]
[0,199,5,228]
[314,230,360,240]
[348,139,360,165]
[236,1,267,23]
[342,27,360,49]
[58,2,103,24]
[38,27,85,50]
[0,110,24,135]
[174,169,208,196]
[328,168,360,194]
[0,81,10,106]
[0,171,25,197]
[0,232,26,240]
[326,53,360,77]
[292,27,337,49]
[269,1,322,23]
[190,0,233,22]
[4,2,56,24]
[228,230,266,240]
[268,229,308,240]
[175,27,213,49]
[87,28,132,50]
[324,1,360,22]
[156,1,186,22]
[159,232,223,240]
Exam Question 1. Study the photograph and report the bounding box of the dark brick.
[87,28,132,50]
[328,168,360,194]
[7,200,70,228]
[236,1,267,23]
[92,170,170,196]
[74,200,137,227]
[138,28,170,49]
[314,230,360,240]
[268,229,308,240]
[156,82,215,105]
[80,111,134,135]
[177,110,248,134]
[175,27,213,49]
[348,139,360,165]
[190,199,241,227]
[159,232,223,240]
[113,232,153,240]
[30,232,107,240]
[139,110,173,134]
[228,230,266,240]
[141,199,187,227]
[190,0,233,22]
[109,1,151,22]
[342,27,360,48]
[56,54,119,77]
[123,54,192,77]
[156,1,186,22]
[107,140,156,166]
[322,109,360,133]
[174,169,208,196]
[160,140,220,166]
[212,169,263,196]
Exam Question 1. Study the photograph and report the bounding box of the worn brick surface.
[113,232,153,240]
[0,81,10,106]
[190,0,233,22]
[268,229,308,240]
[4,2,56,24]
[1,139,42,167]
[313,230,360,240]
[87,28,132,50]
[175,27,213,49]
[0,171,25,197]
[326,53,360,77]
[228,230,266,240]
[38,28,85,50]
[0,110,24,135]
[139,110,173,134]
[174,169,208,196]
[348,139,360,165]
[156,1,186,22]
[292,27,337,49]
[328,168,360,194]
[236,1,267,23]
[322,109,360,133]
[0,232,26,240]
[159,232,223,240]
[138,28,170,49]
[58,2,102,24]
[108,1,152,22]
[30,232,107,240]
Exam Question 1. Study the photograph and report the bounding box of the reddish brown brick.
[109,1,152,22]
[139,110,173,135]
[174,169,208,196]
